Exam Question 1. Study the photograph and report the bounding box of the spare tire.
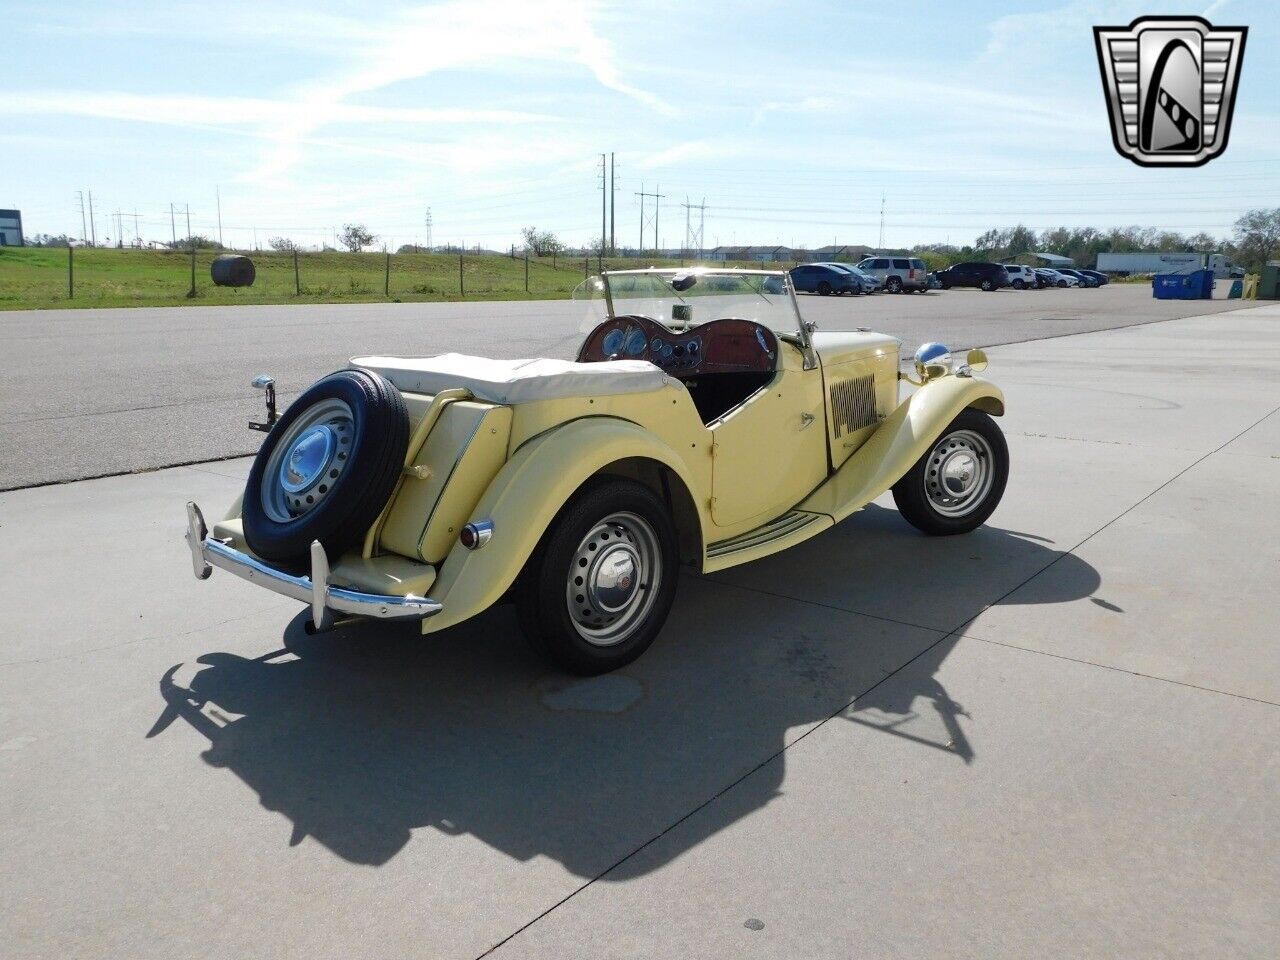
[242,369,409,562]
[211,254,256,287]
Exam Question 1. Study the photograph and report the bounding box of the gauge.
[661,344,674,359]
[602,328,624,357]
[651,337,664,353]
[688,338,701,355]
[624,327,647,356]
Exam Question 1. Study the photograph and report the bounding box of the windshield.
[573,268,803,336]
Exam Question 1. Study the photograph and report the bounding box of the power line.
[635,184,664,253]
[682,196,707,258]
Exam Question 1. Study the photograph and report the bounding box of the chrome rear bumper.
[184,502,442,630]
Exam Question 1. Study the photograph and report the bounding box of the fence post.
[68,244,74,299]
[188,243,197,298]
[385,251,391,297]
[459,252,465,298]
[524,251,529,293]
[293,247,300,295]
[584,255,589,279]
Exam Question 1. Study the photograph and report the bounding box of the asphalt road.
[2,306,1277,958]
[0,285,1255,489]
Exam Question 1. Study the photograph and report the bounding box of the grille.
[829,374,877,438]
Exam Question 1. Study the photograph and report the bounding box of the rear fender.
[800,375,1004,524]
[421,417,707,633]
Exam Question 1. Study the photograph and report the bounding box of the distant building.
[1031,251,1075,269]
[812,244,874,262]
[0,209,23,246]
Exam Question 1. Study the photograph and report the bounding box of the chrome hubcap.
[924,429,994,518]
[566,511,661,647]
[261,398,355,522]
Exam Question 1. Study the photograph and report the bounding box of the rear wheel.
[817,281,832,296]
[517,480,679,675]
[892,409,1008,536]
[1058,279,1068,287]
[1012,279,1025,289]
[886,276,903,293]
[980,278,995,291]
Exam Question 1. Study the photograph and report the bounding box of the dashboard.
[576,315,779,377]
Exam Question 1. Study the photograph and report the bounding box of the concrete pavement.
[0,305,1277,958]
[0,285,1255,488]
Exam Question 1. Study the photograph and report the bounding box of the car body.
[789,263,860,296]
[1001,264,1039,289]
[935,261,1011,291]
[184,268,1008,674]
[1057,268,1099,288]
[812,262,880,294]
[1035,268,1078,288]
[1078,269,1109,285]
[855,256,929,293]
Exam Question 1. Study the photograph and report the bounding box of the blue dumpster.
[1153,269,1214,300]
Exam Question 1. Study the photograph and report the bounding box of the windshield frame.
[598,267,814,365]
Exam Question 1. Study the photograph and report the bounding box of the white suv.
[856,256,929,293]
[1002,265,1038,289]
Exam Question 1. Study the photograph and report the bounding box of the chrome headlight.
[914,342,952,380]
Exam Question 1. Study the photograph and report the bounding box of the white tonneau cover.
[352,353,670,405]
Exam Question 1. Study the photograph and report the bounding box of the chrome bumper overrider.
[184,502,442,630]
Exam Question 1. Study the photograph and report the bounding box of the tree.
[27,233,74,247]
[521,226,562,256]
[1232,208,1280,272]
[339,223,376,252]
[268,236,298,252]
[168,235,223,250]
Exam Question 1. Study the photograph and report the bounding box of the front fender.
[421,416,707,633]
[801,375,1005,523]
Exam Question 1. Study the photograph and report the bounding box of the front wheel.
[1012,279,1025,289]
[980,278,995,291]
[517,479,679,674]
[817,281,832,296]
[886,276,903,293]
[891,409,1008,536]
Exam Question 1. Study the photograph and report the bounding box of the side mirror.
[965,349,988,373]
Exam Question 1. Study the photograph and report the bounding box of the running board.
[703,509,833,573]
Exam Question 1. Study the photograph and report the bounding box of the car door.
[709,342,827,528]
[790,267,814,292]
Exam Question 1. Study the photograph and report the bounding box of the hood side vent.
[830,374,877,438]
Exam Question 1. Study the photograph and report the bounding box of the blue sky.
[3,0,1276,251]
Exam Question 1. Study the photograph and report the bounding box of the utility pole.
[87,190,96,247]
[76,191,88,244]
[130,210,141,247]
[653,185,664,254]
[682,197,706,259]
[185,204,191,243]
[635,184,663,255]
[169,203,177,246]
[598,153,606,269]
[114,210,123,248]
[424,207,433,251]
[878,193,885,249]
[216,186,224,248]
[609,152,616,256]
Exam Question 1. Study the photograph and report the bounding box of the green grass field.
[0,246,726,310]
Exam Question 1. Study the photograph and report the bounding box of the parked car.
[789,263,861,296]
[813,262,880,294]
[855,256,929,293]
[935,262,1011,292]
[1001,265,1039,289]
[1057,268,1099,288]
[1035,268,1078,288]
[926,272,943,290]
[184,267,1008,675]
[1078,269,1109,285]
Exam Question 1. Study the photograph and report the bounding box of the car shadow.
[150,510,1100,878]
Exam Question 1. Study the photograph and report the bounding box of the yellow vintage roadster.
[185,268,1006,673]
